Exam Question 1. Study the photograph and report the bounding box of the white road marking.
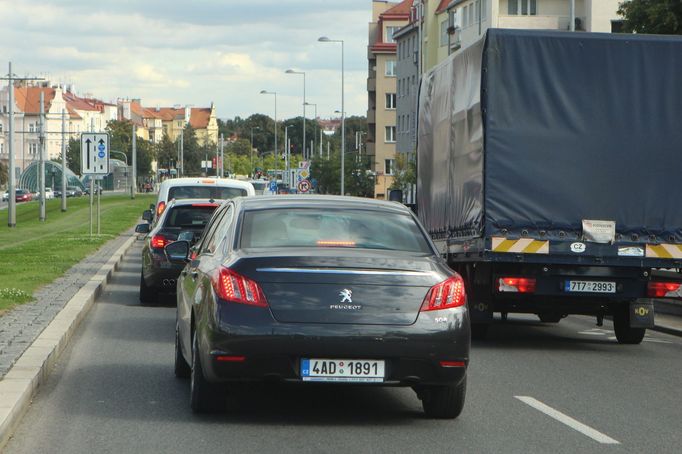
[515,396,620,445]
[578,331,606,336]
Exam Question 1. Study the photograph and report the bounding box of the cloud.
[0,0,374,119]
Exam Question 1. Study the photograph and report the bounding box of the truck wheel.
[190,331,226,413]
[471,323,489,340]
[613,305,645,344]
[421,377,467,419]
[538,313,562,323]
[174,323,191,379]
[139,273,157,304]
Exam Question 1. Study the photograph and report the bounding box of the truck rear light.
[420,274,466,311]
[156,201,166,217]
[212,267,268,307]
[647,281,682,297]
[498,277,536,293]
[151,234,171,249]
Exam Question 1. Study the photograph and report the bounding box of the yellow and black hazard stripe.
[491,237,549,254]
[646,244,682,259]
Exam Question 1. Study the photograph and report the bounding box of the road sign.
[81,133,110,175]
[269,180,278,192]
[298,169,310,180]
[299,161,310,169]
[297,179,311,193]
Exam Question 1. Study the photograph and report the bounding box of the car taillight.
[212,267,268,307]
[498,277,536,293]
[156,201,166,217]
[420,274,466,311]
[647,281,682,298]
[151,234,170,249]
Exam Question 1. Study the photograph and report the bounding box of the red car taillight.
[647,281,682,298]
[420,274,466,312]
[498,277,536,293]
[212,267,268,307]
[156,201,166,217]
[151,234,170,249]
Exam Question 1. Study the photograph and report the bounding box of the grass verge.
[0,194,154,314]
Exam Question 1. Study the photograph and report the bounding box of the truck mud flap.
[629,300,655,328]
[469,301,493,323]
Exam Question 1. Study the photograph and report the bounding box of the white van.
[153,177,255,221]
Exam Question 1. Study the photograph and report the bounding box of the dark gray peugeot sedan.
[168,196,470,418]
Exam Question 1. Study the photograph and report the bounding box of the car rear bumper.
[199,304,470,387]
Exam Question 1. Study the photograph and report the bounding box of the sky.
[0,0,374,120]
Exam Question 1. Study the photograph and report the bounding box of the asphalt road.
[5,240,682,453]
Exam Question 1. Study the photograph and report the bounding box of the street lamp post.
[284,124,294,187]
[250,126,260,178]
[285,69,306,160]
[318,36,345,195]
[304,102,317,158]
[259,90,278,178]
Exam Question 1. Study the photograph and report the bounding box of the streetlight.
[318,36,345,195]
[284,124,294,187]
[250,126,260,178]
[304,102,318,157]
[259,90,278,178]
[285,69,306,160]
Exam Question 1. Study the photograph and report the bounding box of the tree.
[618,0,682,34]
[67,138,81,175]
[156,133,177,171]
[0,161,7,187]
[180,125,202,176]
[105,120,155,177]
[389,153,416,193]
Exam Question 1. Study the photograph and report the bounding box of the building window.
[385,60,396,77]
[385,26,399,43]
[481,0,486,19]
[385,126,396,143]
[469,4,474,24]
[0,123,3,133]
[385,159,395,176]
[29,123,35,133]
[406,114,411,133]
[463,6,468,27]
[508,0,537,15]
[386,93,396,109]
[440,19,449,46]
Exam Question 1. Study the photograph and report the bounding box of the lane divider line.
[514,396,620,445]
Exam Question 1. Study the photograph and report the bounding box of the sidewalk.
[0,230,135,378]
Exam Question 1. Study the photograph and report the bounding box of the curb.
[0,233,138,450]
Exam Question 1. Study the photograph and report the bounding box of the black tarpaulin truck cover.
[417,28,682,243]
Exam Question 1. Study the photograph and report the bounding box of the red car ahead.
[15,189,33,202]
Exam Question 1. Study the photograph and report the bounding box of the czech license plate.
[301,359,385,383]
[564,280,616,293]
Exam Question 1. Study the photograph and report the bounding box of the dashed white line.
[515,396,620,445]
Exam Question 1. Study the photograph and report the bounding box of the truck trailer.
[416,29,682,343]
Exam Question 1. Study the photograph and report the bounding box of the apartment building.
[368,0,411,199]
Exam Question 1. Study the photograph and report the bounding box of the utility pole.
[2,63,42,227]
[179,129,184,177]
[61,108,67,211]
[131,124,137,199]
[219,133,224,178]
[570,0,576,31]
[39,91,46,221]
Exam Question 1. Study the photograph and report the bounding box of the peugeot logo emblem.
[339,289,353,303]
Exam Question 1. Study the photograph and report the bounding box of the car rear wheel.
[613,304,646,344]
[420,377,466,419]
[174,323,191,379]
[190,331,225,413]
[139,273,157,304]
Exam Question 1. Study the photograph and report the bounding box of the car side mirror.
[142,209,153,222]
[165,241,190,263]
[177,231,194,242]
[135,223,151,234]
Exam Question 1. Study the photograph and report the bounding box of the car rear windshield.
[164,206,217,228]
[168,186,246,200]
[239,208,433,253]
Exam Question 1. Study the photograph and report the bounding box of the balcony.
[497,15,585,31]
[367,109,376,124]
[367,77,376,92]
